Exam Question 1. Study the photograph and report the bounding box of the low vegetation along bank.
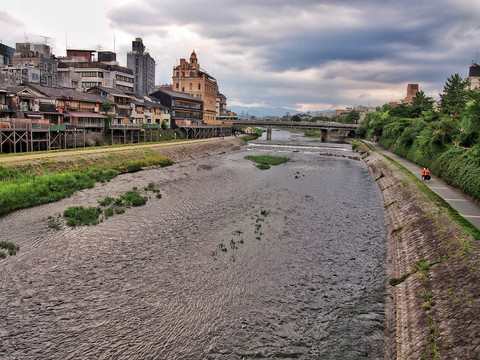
[0,148,173,216]
[0,137,246,259]
[356,142,480,359]
[356,73,480,202]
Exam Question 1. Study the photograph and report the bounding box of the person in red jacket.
[422,168,427,181]
[425,168,431,181]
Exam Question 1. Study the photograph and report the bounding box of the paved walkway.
[369,143,480,230]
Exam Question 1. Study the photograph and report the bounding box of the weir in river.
[0,130,388,359]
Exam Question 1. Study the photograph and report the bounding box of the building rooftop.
[150,88,202,102]
[25,82,106,103]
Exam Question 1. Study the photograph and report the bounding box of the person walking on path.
[422,168,427,181]
[425,168,431,182]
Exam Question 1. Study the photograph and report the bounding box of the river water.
[0,130,387,359]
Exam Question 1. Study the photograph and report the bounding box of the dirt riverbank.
[362,150,480,359]
[0,136,246,168]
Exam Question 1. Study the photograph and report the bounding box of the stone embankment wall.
[149,137,245,163]
[362,150,480,359]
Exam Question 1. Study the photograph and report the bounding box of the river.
[0,130,387,359]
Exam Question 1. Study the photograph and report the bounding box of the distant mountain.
[228,106,294,118]
[229,106,332,119]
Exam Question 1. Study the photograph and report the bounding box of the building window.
[176,83,179,89]
[198,83,201,90]
[189,83,192,90]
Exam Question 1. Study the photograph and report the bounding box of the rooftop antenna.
[40,35,50,45]
[114,35,116,53]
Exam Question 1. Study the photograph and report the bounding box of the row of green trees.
[357,74,480,202]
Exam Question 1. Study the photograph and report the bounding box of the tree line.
[357,74,480,202]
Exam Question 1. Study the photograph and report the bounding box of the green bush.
[63,206,102,227]
[122,190,148,207]
[244,155,290,166]
[0,241,20,256]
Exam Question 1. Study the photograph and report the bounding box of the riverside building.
[172,51,218,122]
[127,38,156,97]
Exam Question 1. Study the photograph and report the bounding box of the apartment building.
[172,51,218,122]
[127,38,156,97]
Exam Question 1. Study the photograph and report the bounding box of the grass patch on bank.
[379,152,480,241]
[244,155,290,170]
[0,149,172,216]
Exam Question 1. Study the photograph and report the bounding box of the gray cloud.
[6,1,479,110]
[105,0,480,108]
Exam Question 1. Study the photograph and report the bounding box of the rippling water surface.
[0,131,387,359]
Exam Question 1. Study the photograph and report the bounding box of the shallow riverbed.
[0,132,387,359]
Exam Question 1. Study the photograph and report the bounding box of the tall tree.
[411,90,435,118]
[439,74,470,120]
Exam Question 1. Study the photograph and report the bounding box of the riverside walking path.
[0,137,227,164]
[370,142,480,230]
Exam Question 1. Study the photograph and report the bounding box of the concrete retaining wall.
[363,150,480,359]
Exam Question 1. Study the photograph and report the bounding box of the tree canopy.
[439,74,470,120]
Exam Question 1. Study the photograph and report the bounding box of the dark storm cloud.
[107,0,480,107]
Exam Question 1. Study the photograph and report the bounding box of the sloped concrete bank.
[148,136,245,163]
[362,150,480,359]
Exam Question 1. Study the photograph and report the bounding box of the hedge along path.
[361,149,480,360]
[373,144,480,233]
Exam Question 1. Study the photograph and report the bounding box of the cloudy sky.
[2,0,480,112]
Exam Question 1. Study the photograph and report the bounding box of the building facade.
[468,62,480,90]
[149,88,203,128]
[404,83,419,104]
[172,51,218,122]
[0,43,15,66]
[216,92,227,117]
[58,50,134,93]
[127,38,156,97]
[11,43,58,86]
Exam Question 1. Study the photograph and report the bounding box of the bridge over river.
[231,120,358,141]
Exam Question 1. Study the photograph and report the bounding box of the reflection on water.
[0,130,387,359]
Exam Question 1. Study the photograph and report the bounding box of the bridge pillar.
[266,127,272,141]
[321,129,330,142]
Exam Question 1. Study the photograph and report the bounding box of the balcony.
[142,123,160,129]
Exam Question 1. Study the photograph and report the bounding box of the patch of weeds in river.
[212,209,271,263]
[98,196,115,207]
[244,155,290,170]
[218,243,227,252]
[61,187,153,228]
[122,190,148,207]
[0,241,20,258]
[63,206,103,227]
[294,171,305,179]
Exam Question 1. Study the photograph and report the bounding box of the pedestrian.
[422,168,427,181]
[425,168,431,182]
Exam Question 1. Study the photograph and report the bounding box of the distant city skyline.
[1,0,480,112]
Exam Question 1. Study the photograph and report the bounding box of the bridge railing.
[232,120,358,130]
